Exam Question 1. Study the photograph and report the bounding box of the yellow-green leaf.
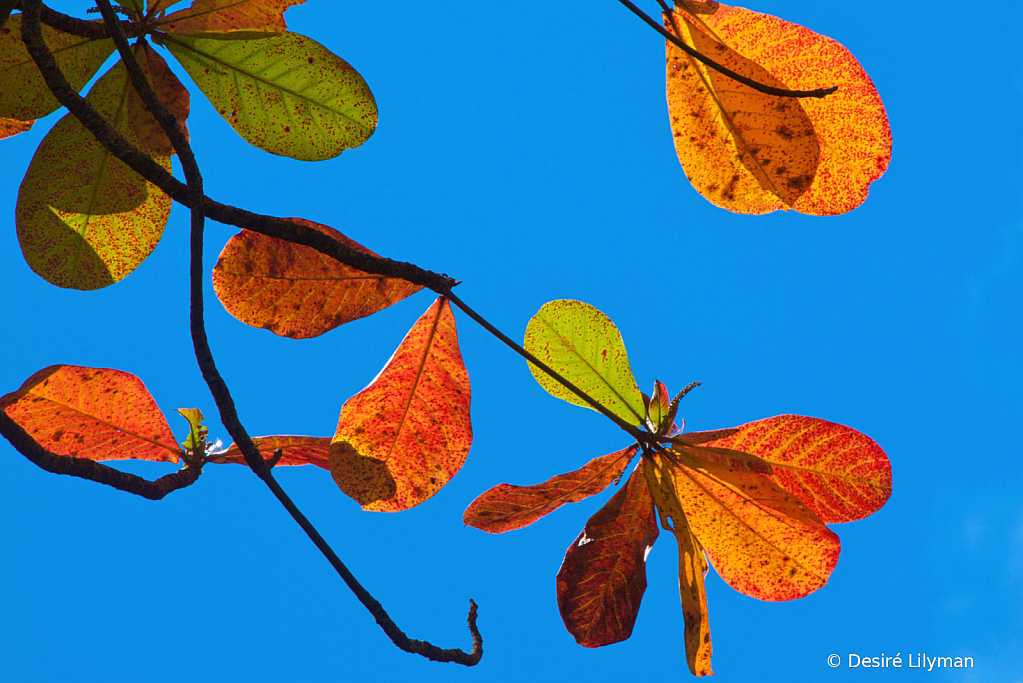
[164,31,376,161]
[523,300,645,426]
[15,61,172,290]
[0,15,114,121]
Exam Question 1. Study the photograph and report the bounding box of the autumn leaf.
[665,0,890,215]
[127,41,191,157]
[464,447,635,533]
[162,31,377,161]
[0,15,114,122]
[1,115,32,139]
[156,0,306,35]
[15,60,172,290]
[0,365,182,464]
[331,296,472,512]
[524,300,646,427]
[556,464,659,648]
[214,435,331,468]
[212,218,423,339]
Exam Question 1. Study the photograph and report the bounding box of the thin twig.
[616,0,837,98]
[10,0,134,37]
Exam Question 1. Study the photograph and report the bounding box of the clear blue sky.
[2,1,1021,681]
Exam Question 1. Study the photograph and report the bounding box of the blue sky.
[2,1,1022,681]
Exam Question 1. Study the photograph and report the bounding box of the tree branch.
[10,1,134,38]
[617,0,837,98]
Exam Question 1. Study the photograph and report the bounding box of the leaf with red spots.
[163,31,376,161]
[214,435,331,468]
[15,60,172,290]
[464,447,635,533]
[665,1,890,215]
[330,297,471,512]
[556,465,659,648]
[127,42,190,157]
[0,365,182,464]
[1,115,32,139]
[212,218,422,339]
[156,0,306,35]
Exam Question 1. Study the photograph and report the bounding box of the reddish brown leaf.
[0,365,181,463]
[330,297,471,512]
[212,219,423,339]
[1,116,33,139]
[464,447,635,533]
[670,446,840,601]
[214,435,330,468]
[693,415,891,523]
[557,465,658,647]
[156,0,306,34]
[127,42,190,157]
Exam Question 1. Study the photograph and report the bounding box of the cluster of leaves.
[465,301,892,676]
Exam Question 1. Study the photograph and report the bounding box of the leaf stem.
[615,0,838,98]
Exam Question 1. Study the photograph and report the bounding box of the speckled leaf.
[643,454,713,677]
[330,297,471,512]
[150,0,187,14]
[691,415,891,523]
[0,15,113,121]
[557,465,658,648]
[667,1,890,215]
[156,0,306,35]
[668,444,840,601]
[215,435,330,467]
[15,60,172,290]
[524,300,645,426]
[164,31,376,161]
[464,447,634,533]
[212,218,422,339]
[0,365,181,463]
[128,42,190,156]
[1,115,32,139]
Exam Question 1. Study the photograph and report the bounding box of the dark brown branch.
[617,0,837,98]
[2,0,17,31]
[89,0,482,664]
[11,1,134,38]
[0,411,201,500]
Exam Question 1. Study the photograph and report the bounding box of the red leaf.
[214,435,330,468]
[1,116,33,139]
[557,466,658,648]
[156,0,306,34]
[464,447,634,533]
[0,365,181,463]
[330,297,471,511]
[127,42,190,156]
[212,219,423,339]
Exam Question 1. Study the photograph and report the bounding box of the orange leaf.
[330,297,471,511]
[669,445,840,601]
[666,1,891,215]
[212,218,423,339]
[127,42,190,157]
[556,465,658,648]
[0,365,181,464]
[1,116,32,139]
[156,0,306,34]
[214,435,330,468]
[692,414,891,523]
[463,447,635,533]
[643,454,713,677]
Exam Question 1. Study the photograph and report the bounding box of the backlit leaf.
[15,60,172,290]
[149,0,187,15]
[557,465,658,648]
[524,300,645,426]
[175,407,206,454]
[330,297,471,512]
[1,115,32,139]
[128,41,191,157]
[0,15,113,121]
[666,1,891,215]
[643,454,712,677]
[0,365,181,463]
[212,218,422,339]
[157,0,306,35]
[164,32,376,161]
[464,447,635,533]
[691,414,891,523]
[215,435,330,467]
[669,445,840,601]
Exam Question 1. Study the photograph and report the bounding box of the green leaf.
[164,31,376,161]
[175,407,207,454]
[15,61,172,290]
[523,300,645,426]
[0,15,114,121]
